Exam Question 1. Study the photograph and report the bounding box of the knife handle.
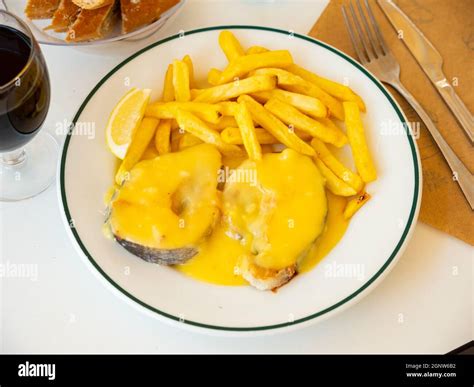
[435,79,474,143]
[391,79,474,210]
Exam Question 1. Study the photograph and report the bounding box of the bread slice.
[71,0,114,9]
[120,0,179,34]
[66,1,117,42]
[25,0,60,19]
[238,256,296,291]
[45,0,80,32]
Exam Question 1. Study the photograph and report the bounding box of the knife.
[378,0,474,143]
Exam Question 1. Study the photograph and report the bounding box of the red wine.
[0,25,50,152]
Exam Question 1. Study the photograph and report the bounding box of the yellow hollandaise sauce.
[107,144,351,287]
[109,144,222,249]
[176,150,350,286]
[176,225,248,285]
[176,192,349,286]
[298,192,349,273]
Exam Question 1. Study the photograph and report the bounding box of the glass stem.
[1,149,26,166]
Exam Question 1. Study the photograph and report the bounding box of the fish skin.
[115,235,197,265]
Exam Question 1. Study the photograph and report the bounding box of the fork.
[342,0,474,210]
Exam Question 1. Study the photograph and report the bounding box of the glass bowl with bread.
[1,0,185,45]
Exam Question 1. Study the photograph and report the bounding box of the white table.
[1,0,472,354]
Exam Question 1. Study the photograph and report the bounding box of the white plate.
[58,26,421,335]
[3,0,185,46]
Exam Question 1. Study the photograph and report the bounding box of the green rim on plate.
[59,25,420,332]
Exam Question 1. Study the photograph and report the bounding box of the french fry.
[344,101,377,182]
[238,95,315,156]
[218,101,239,116]
[116,117,159,185]
[175,109,243,156]
[170,119,180,131]
[221,127,310,144]
[207,115,238,131]
[141,141,159,160]
[172,59,191,102]
[193,75,276,104]
[293,130,312,141]
[315,116,353,141]
[155,63,175,154]
[218,30,245,62]
[251,89,327,118]
[249,90,272,103]
[182,55,195,88]
[261,144,275,153]
[246,46,269,55]
[162,64,174,102]
[264,98,347,147]
[343,191,371,219]
[286,84,344,121]
[318,117,340,132]
[314,157,357,196]
[252,68,344,120]
[207,68,222,86]
[154,119,171,154]
[190,88,204,99]
[221,127,276,145]
[217,50,293,84]
[310,138,363,191]
[179,133,203,150]
[288,64,366,111]
[170,128,183,152]
[234,101,262,160]
[146,102,221,124]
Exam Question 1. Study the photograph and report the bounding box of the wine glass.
[0,9,57,201]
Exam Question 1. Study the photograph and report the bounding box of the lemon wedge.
[105,88,152,159]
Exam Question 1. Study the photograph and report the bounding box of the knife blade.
[378,0,474,143]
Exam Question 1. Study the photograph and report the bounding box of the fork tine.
[348,1,375,61]
[356,0,382,57]
[365,0,390,55]
[341,5,368,64]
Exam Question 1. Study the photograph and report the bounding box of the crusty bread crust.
[238,256,297,291]
[71,0,114,10]
[45,0,80,32]
[25,0,60,19]
[66,2,116,42]
[26,0,181,42]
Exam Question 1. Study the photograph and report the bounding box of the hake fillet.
[223,148,328,290]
